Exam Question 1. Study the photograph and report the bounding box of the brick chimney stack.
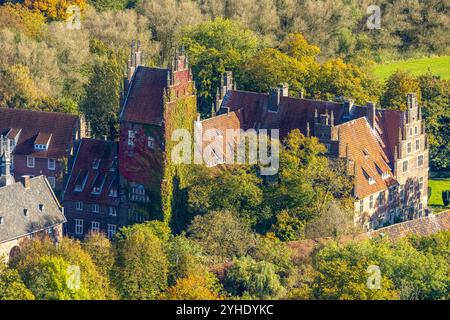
[21,175,31,189]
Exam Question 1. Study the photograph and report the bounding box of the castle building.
[63,43,197,238]
[0,108,87,197]
[198,73,429,230]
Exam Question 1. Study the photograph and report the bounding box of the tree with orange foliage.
[23,0,86,21]
[162,273,223,300]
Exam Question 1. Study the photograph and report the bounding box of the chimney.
[299,88,304,99]
[366,102,376,128]
[21,175,31,189]
[343,99,354,116]
[279,83,289,97]
[268,87,281,113]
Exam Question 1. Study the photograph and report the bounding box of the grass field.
[428,177,450,211]
[374,56,450,81]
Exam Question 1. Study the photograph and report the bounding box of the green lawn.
[374,56,450,81]
[428,177,450,208]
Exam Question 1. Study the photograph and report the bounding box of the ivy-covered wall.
[162,81,197,232]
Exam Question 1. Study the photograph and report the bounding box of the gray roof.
[0,176,66,243]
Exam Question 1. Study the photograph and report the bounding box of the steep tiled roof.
[220,90,345,138]
[376,109,403,165]
[0,176,65,243]
[335,117,396,199]
[64,138,119,206]
[368,211,450,240]
[120,66,169,126]
[0,108,79,159]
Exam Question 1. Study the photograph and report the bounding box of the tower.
[0,136,14,187]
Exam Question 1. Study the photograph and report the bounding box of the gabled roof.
[0,176,65,243]
[64,138,119,206]
[0,108,79,159]
[335,117,396,199]
[120,66,169,126]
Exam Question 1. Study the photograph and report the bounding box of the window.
[388,188,394,203]
[409,184,414,195]
[128,130,135,146]
[369,195,374,209]
[107,224,117,239]
[109,189,118,198]
[414,126,418,135]
[368,177,375,185]
[382,172,389,180]
[108,207,117,217]
[416,139,420,151]
[419,203,424,216]
[409,128,413,137]
[75,219,83,235]
[379,191,385,206]
[407,142,412,154]
[92,204,100,213]
[418,155,424,167]
[359,200,364,213]
[76,201,83,211]
[47,176,55,188]
[130,185,149,203]
[48,158,56,170]
[402,161,408,173]
[27,156,35,168]
[419,177,424,190]
[400,185,404,201]
[91,221,100,233]
[148,136,155,149]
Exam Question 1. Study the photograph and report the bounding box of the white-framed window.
[75,219,83,235]
[407,142,412,154]
[130,185,149,203]
[92,204,100,213]
[414,126,418,135]
[76,201,83,211]
[369,195,374,209]
[107,224,117,239]
[91,221,100,233]
[108,207,117,217]
[128,130,135,147]
[148,136,155,149]
[419,177,424,190]
[368,177,375,185]
[27,156,35,168]
[403,160,408,172]
[48,158,56,170]
[109,189,118,197]
[47,176,56,188]
[419,203,424,216]
[416,139,420,151]
[359,199,364,213]
[418,155,424,167]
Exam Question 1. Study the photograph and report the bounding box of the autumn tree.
[187,210,258,264]
[113,223,169,299]
[0,263,35,300]
[381,70,421,110]
[162,273,222,300]
[23,0,86,21]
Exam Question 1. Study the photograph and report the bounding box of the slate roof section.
[335,117,396,199]
[64,138,119,206]
[368,211,450,240]
[120,66,169,126]
[0,108,79,159]
[0,176,65,243]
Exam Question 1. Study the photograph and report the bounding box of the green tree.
[83,232,115,278]
[381,70,421,110]
[187,210,257,264]
[182,17,262,112]
[224,256,284,299]
[113,223,169,299]
[0,264,35,300]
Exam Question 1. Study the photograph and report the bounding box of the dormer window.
[34,133,52,151]
[363,149,369,159]
[109,189,118,197]
[128,130,135,147]
[39,204,45,211]
[148,136,155,149]
[382,172,390,180]
[24,209,29,217]
[368,177,375,185]
[0,217,4,225]
[92,159,100,169]
[92,186,102,194]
